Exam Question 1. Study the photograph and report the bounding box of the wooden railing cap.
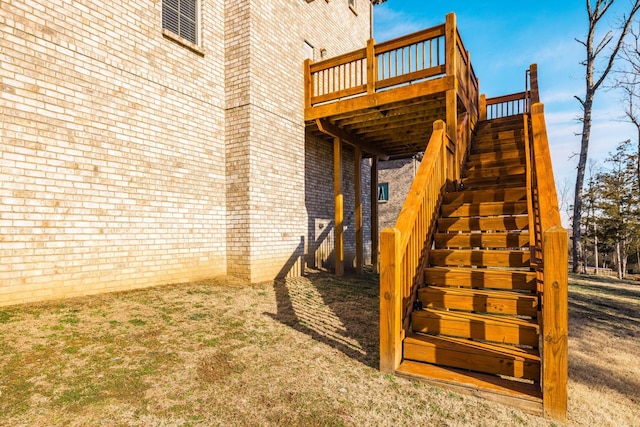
[531,102,544,114]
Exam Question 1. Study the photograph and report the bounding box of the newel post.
[479,94,487,121]
[445,13,457,77]
[366,38,376,94]
[530,63,540,104]
[380,228,402,373]
[542,226,568,422]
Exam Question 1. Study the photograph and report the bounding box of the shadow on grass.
[568,276,640,398]
[570,273,640,300]
[569,276,640,339]
[266,269,380,369]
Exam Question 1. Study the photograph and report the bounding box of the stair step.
[437,216,529,232]
[418,286,538,317]
[403,333,541,380]
[477,117,524,129]
[429,249,531,268]
[464,165,526,179]
[466,157,525,171]
[424,266,536,291]
[434,232,530,249]
[441,201,528,218]
[470,141,524,155]
[473,132,524,142]
[395,360,542,415]
[412,308,539,346]
[443,188,527,204]
[467,150,524,163]
[461,174,526,190]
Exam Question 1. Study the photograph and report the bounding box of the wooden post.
[542,226,568,422]
[334,137,344,276]
[355,147,363,274]
[371,156,379,273]
[366,38,376,94]
[304,59,312,109]
[380,228,402,373]
[479,93,487,121]
[530,63,540,104]
[445,13,457,77]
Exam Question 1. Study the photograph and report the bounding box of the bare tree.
[572,0,640,273]
[616,23,640,189]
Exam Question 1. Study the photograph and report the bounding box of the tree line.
[572,0,640,279]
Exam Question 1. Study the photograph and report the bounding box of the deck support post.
[334,137,344,276]
[380,227,402,373]
[542,227,568,422]
[371,156,379,273]
[355,147,363,274]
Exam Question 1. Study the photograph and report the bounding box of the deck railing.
[481,65,540,120]
[304,13,478,119]
[380,120,457,373]
[526,98,568,421]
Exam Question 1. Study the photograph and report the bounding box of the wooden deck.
[304,13,478,159]
[304,13,567,422]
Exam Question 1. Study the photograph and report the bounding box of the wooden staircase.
[396,115,543,412]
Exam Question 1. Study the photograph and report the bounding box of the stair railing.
[380,120,456,373]
[526,94,568,420]
[480,65,540,120]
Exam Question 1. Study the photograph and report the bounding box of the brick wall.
[0,0,374,305]
[1,0,227,305]
[378,157,420,231]
[226,0,373,281]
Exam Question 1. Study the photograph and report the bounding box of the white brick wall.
[225,0,373,281]
[0,0,374,305]
[1,0,227,305]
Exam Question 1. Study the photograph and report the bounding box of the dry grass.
[0,270,637,426]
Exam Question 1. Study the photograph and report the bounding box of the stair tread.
[413,307,539,329]
[401,335,541,387]
[441,201,528,217]
[443,187,527,204]
[418,286,538,316]
[464,166,526,178]
[429,249,531,268]
[424,266,536,291]
[434,232,530,249]
[405,333,540,360]
[437,216,529,232]
[419,285,536,300]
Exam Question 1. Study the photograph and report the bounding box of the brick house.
[0,0,376,306]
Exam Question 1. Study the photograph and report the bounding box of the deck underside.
[306,77,464,159]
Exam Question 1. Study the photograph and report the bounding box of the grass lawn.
[0,270,638,426]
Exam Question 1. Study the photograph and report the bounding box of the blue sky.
[374,0,638,205]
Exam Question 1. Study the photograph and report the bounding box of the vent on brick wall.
[163,0,198,45]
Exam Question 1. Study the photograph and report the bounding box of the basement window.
[378,183,389,202]
[162,0,200,48]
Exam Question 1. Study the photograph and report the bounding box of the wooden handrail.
[380,120,458,373]
[527,101,568,422]
[306,12,478,119]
